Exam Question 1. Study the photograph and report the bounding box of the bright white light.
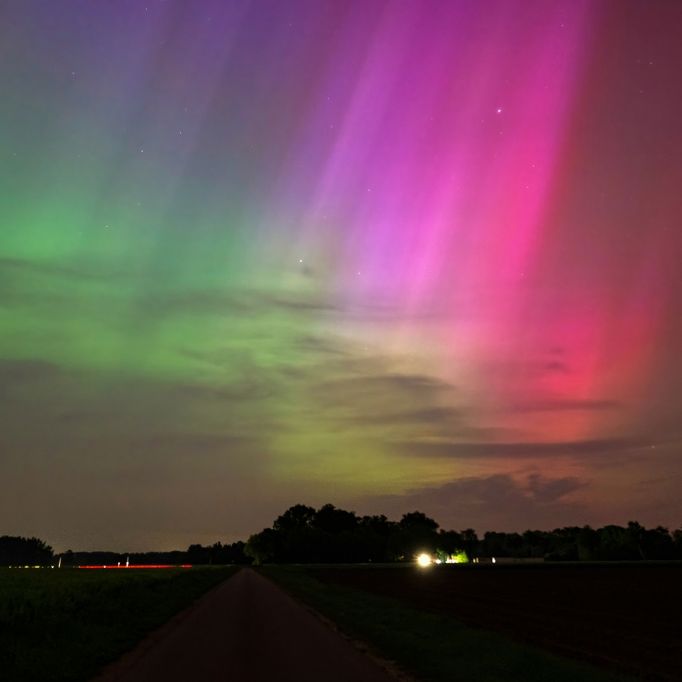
[492,557,496,564]
[416,553,432,567]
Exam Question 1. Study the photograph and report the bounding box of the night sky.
[1,1,680,551]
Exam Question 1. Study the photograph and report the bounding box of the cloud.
[305,370,461,434]
[526,473,584,503]
[0,359,68,401]
[0,358,62,384]
[543,360,570,373]
[506,399,621,413]
[0,256,125,282]
[313,372,454,402]
[332,406,511,441]
[135,291,254,316]
[250,291,340,313]
[168,378,276,403]
[295,335,351,356]
[393,436,650,460]
[0,256,132,310]
[363,473,587,532]
[134,288,340,319]
[350,406,465,426]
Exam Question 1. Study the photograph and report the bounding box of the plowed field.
[313,563,682,681]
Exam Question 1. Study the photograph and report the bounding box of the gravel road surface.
[93,568,395,682]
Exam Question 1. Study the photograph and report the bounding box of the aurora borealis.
[1,1,681,551]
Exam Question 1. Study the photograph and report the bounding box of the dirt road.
[93,568,395,682]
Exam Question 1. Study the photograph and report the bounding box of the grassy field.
[263,565,632,682]
[0,566,235,682]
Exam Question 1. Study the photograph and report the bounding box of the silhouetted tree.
[523,530,552,558]
[387,511,440,560]
[245,528,282,564]
[0,536,53,565]
[187,544,210,564]
[459,528,479,560]
[437,530,463,555]
[640,526,675,560]
[273,504,316,532]
[357,515,397,562]
[313,504,358,535]
[577,526,600,561]
[545,527,580,561]
[673,528,682,558]
[597,525,638,560]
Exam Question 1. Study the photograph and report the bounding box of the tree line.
[243,504,682,564]
[2,505,681,566]
[0,536,250,566]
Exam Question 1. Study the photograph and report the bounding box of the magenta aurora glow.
[1,0,680,551]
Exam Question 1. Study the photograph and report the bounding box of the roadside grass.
[0,566,235,682]
[262,566,631,682]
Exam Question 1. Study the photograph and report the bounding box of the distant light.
[441,550,469,564]
[492,557,496,564]
[416,553,432,567]
[78,564,192,569]
[435,559,442,564]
